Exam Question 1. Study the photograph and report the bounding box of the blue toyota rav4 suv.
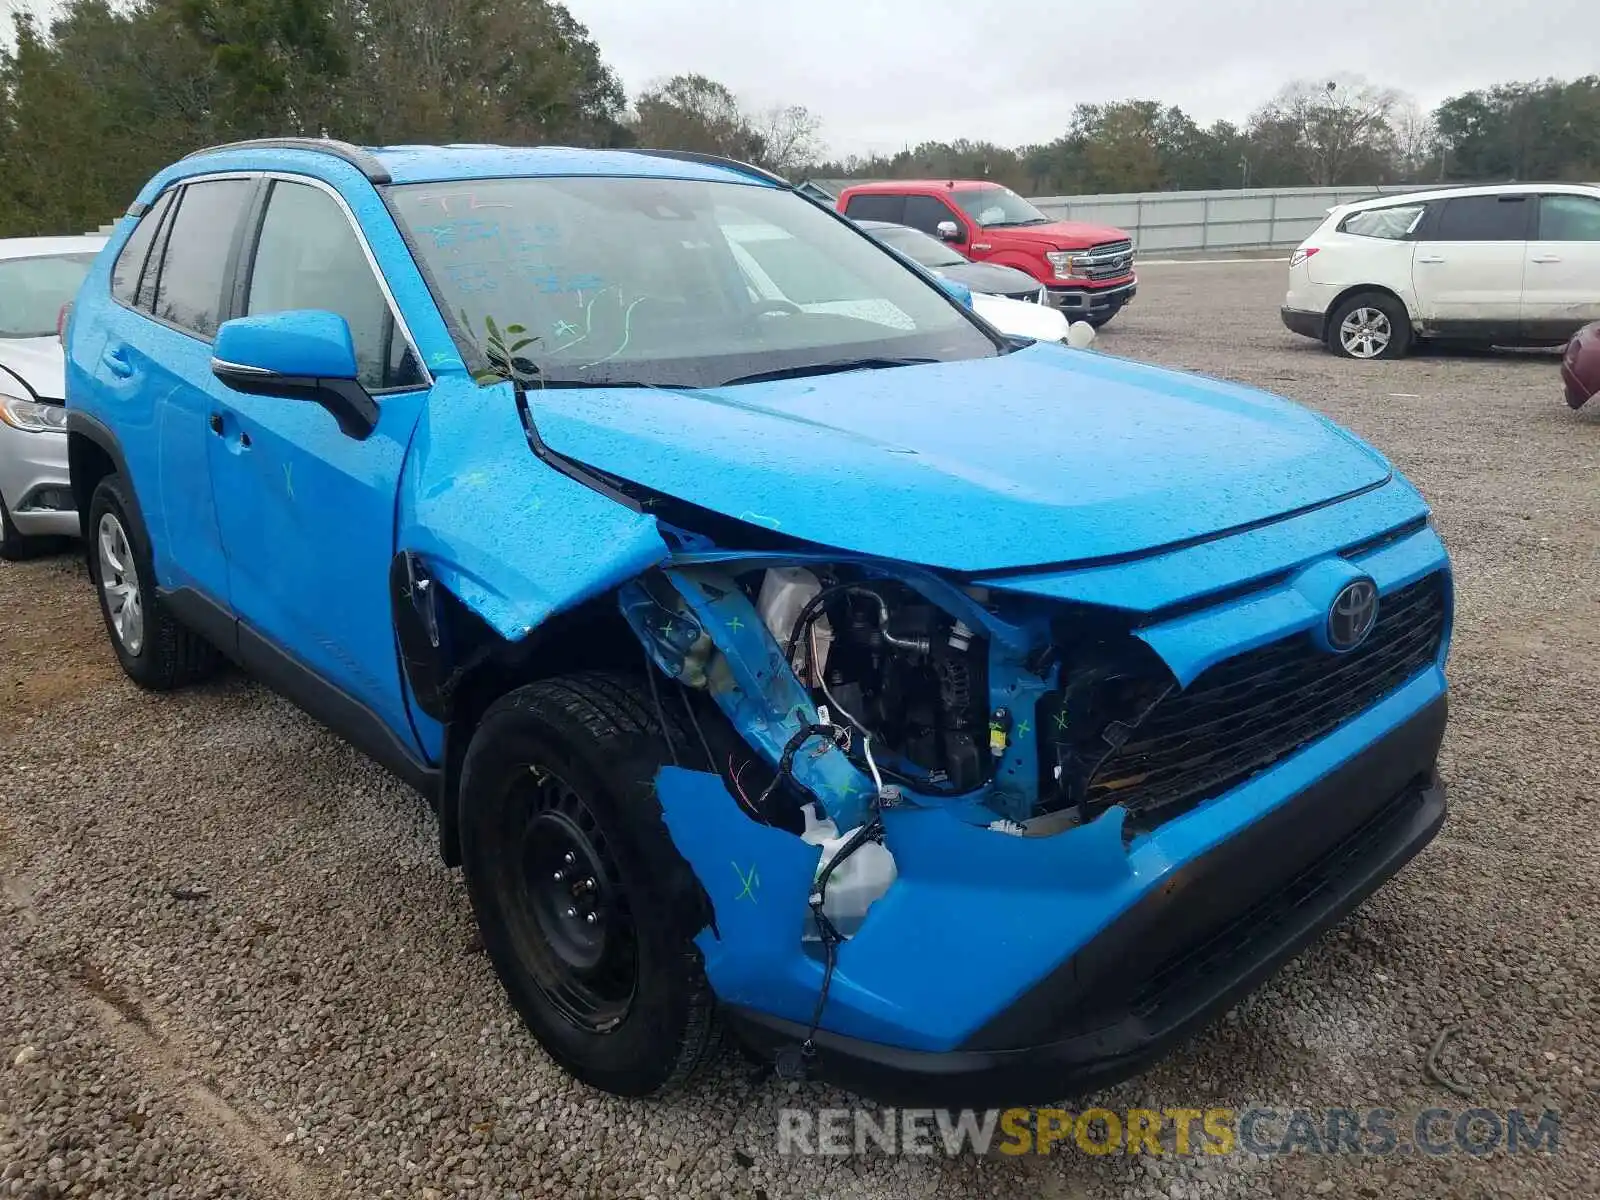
[65,139,1453,1106]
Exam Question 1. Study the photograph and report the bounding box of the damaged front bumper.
[711,695,1446,1107]
[664,686,1446,1107]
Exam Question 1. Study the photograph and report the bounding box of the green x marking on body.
[732,862,760,902]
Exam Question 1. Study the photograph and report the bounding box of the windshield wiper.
[716,357,940,387]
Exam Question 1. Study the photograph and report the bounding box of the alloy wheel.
[97,512,145,655]
[1339,307,1392,358]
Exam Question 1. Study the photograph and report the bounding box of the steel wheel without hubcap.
[506,767,638,1032]
[1339,307,1392,358]
[97,512,144,655]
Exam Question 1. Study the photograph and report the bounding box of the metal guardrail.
[1029,184,1441,254]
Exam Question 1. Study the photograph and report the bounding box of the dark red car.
[1563,322,1600,409]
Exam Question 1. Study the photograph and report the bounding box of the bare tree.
[1251,75,1401,185]
[750,103,821,174]
[1391,99,1437,179]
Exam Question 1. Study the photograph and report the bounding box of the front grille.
[1087,572,1448,825]
[1081,239,1134,280]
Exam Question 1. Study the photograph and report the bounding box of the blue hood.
[527,343,1390,574]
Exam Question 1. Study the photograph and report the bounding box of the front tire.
[87,473,220,690]
[0,495,43,562]
[458,673,720,1098]
[1327,293,1412,359]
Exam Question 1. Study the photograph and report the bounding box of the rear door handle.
[1531,255,1561,264]
[1415,255,1445,264]
[101,346,134,378]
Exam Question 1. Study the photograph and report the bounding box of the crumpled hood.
[526,343,1391,574]
[996,219,1130,250]
[0,337,65,400]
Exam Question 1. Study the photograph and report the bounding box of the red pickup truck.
[836,180,1137,326]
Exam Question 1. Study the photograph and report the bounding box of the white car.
[725,218,1093,348]
[0,235,107,558]
[1281,183,1600,359]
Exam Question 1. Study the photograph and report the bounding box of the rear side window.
[110,191,175,305]
[150,179,252,338]
[1431,194,1530,242]
[903,194,961,236]
[244,180,424,391]
[843,193,905,223]
[1537,194,1600,241]
[1338,204,1424,240]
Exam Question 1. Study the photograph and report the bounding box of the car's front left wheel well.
[395,571,651,866]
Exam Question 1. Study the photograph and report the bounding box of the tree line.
[2,0,1597,237]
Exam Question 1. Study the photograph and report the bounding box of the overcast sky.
[566,0,1598,158]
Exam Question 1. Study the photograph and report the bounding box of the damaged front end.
[608,522,1451,1104]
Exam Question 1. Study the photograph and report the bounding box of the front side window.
[151,179,253,337]
[1338,204,1425,240]
[1537,194,1600,242]
[902,195,964,238]
[1431,194,1530,242]
[245,180,423,391]
[0,253,97,338]
[868,224,967,268]
[111,191,175,306]
[951,186,1051,229]
[389,177,998,388]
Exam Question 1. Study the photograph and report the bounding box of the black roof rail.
[628,148,791,188]
[180,137,391,184]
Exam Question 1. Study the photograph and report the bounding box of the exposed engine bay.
[754,566,993,799]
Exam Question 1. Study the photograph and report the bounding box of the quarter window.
[110,191,175,306]
[1337,204,1424,240]
[1537,194,1600,242]
[150,179,252,337]
[1431,194,1530,242]
[245,180,423,391]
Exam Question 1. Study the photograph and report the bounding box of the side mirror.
[935,275,974,308]
[211,310,378,440]
[935,220,964,244]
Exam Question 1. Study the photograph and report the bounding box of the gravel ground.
[3,260,1598,1199]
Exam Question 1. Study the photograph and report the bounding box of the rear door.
[1522,192,1600,341]
[1410,193,1531,337]
[98,176,255,602]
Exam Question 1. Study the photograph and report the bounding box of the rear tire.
[87,473,220,690]
[458,672,720,1098]
[1327,293,1412,360]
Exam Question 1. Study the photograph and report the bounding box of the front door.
[206,175,431,749]
[1410,192,1531,337]
[1522,192,1600,341]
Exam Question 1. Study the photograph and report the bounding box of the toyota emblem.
[1328,579,1379,652]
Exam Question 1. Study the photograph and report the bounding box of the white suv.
[1281,183,1600,359]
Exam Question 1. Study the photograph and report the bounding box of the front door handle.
[1416,255,1446,264]
[1531,255,1561,264]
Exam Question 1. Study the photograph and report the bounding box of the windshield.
[866,224,968,268]
[952,186,1051,228]
[0,253,96,338]
[388,177,998,388]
